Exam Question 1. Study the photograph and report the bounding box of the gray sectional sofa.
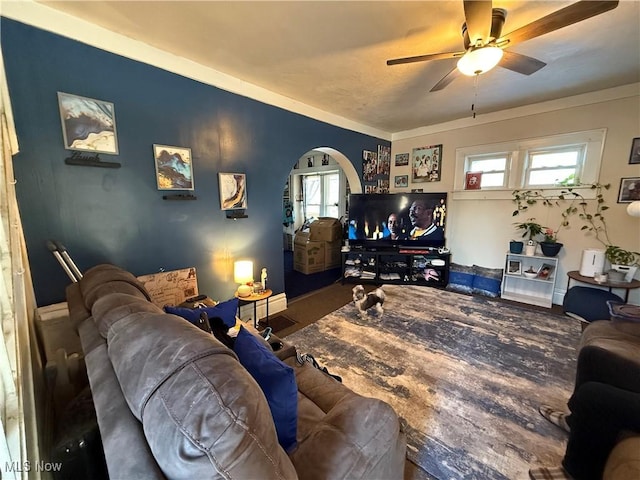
[66,264,406,479]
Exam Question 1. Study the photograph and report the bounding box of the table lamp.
[234,260,254,297]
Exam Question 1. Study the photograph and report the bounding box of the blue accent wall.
[2,19,389,306]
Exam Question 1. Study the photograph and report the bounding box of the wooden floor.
[278,281,566,338]
[278,282,570,480]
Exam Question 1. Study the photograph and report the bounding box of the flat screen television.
[347,192,447,250]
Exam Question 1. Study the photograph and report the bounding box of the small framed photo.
[465,172,482,190]
[395,153,409,166]
[58,92,119,154]
[153,144,194,190]
[537,263,555,280]
[617,177,640,203]
[411,144,442,183]
[394,175,408,188]
[507,260,522,275]
[629,137,640,164]
[219,173,247,210]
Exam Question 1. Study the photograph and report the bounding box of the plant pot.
[540,242,563,257]
[524,244,536,256]
[610,264,638,283]
[509,241,524,254]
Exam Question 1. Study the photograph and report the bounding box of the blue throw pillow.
[446,263,475,294]
[202,297,239,328]
[233,327,298,452]
[164,297,238,328]
[472,265,503,298]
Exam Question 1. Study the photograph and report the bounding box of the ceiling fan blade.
[463,0,493,45]
[499,1,619,48]
[499,50,546,76]
[387,51,463,66]
[430,67,462,92]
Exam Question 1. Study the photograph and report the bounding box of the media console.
[341,249,450,288]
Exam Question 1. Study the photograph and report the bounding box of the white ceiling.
[34,1,640,135]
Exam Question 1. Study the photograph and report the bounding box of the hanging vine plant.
[512,183,639,266]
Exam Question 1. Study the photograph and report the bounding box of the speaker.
[579,249,605,277]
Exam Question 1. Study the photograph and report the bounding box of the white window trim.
[453,128,606,200]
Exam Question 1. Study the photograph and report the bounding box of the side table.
[235,289,272,330]
[566,271,640,303]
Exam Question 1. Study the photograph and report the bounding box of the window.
[454,129,606,199]
[466,153,509,188]
[525,145,584,187]
[302,171,340,219]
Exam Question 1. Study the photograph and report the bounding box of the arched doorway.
[283,147,360,300]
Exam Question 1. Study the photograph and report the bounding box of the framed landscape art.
[219,173,247,210]
[153,144,194,190]
[58,92,119,154]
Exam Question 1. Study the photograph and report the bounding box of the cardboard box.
[309,217,343,242]
[324,240,343,269]
[294,232,325,274]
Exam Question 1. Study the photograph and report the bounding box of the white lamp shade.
[234,260,254,284]
[627,201,640,218]
[457,46,504,76]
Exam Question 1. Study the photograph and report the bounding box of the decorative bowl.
[523,271,537,279]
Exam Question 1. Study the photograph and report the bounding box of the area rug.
[260,314,296,334]
[285,285,580,479]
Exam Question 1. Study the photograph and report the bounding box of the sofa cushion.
[234,326,298,453]
[446,263,475,294]
[164,297,238,328]
[92,293,164,338]
[472,265,503,298]
[80,264,151,310]
[92,298,297,479]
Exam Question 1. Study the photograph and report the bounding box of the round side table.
[234,289,273,329]
[566,271,640,303]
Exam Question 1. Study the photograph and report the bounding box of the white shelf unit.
[501,253,559,308]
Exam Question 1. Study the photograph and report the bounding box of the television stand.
[342,250,450,288]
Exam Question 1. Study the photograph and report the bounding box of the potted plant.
[512,183,639,279]
[604,246,639,282]
[539,227,564,257]
[513,219,543,256]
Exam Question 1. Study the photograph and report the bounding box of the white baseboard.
[238,292,288,325]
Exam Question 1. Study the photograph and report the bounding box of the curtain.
[0,50,40,479]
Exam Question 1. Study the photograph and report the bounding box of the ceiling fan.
[387,0,619,92]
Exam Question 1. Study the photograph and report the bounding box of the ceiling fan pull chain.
[471,74,479,118]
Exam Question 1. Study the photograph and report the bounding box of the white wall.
[390,87,640,305]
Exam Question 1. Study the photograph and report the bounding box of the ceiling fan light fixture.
[457,46,503,76]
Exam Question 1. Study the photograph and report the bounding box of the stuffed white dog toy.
[352,285,385,319]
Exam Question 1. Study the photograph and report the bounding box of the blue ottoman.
[563,286,624,325]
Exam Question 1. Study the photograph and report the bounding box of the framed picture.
[507,260,522,275]
[394,175,408,188]
[153,144,194,191]
[395,153,409,167]
[617,177,640,203]
[58,92,119,154]
[411,144,442,183]
[219,173,247,210]
[362,150,378,181]
[465,171,482,190]
[537,263,555,280]
[629,137,640,164]
[377,145,391,175]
